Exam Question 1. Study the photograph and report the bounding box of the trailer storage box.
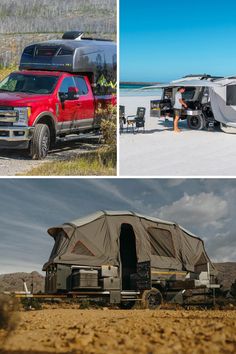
[101,265,118,278]
[102,277,120,290]
[72,269,98,289]
[150,100,161,117]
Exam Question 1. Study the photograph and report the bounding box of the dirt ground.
[0,309,236,354]
[0,134,100,176]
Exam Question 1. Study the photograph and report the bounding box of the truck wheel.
[30,124,50,160]
[141,288,163,309]
[187,115,205,130]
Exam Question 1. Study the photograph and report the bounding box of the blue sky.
[0,178,236,274]
[120,0,236,82]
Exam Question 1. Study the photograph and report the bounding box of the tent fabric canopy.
[44,211,216,274]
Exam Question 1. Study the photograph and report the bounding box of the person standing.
[173,87,188,132]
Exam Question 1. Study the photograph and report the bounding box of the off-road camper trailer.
[149,75,236,133]
[43,211,219,308]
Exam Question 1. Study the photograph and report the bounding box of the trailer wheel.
[141,288,163,309]
[30,124,50,160]
[187,114,205,130]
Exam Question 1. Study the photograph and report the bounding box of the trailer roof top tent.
[43,210,216,276]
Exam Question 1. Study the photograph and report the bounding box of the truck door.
[58,76,79,132]
[73,76,95,130]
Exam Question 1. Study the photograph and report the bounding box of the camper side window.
[226,85,236,105]
[72,240,94,256]
[148,227,175,257]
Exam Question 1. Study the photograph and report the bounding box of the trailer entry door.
[120,223,137,290]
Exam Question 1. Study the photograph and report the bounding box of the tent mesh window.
[226,85,236,105]
[71,240,94,256]
[148,227,176,257]
[194,252,208,273]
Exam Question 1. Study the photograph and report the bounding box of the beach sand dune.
[120,95,236,176]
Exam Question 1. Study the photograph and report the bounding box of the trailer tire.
[30,124,50,160]
[141,288,163,309]
[187,114,205,130]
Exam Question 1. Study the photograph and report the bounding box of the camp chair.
[119,105,126,133]
[127,107,146,133]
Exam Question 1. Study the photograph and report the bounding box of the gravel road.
[1,308,236,354]
[0,134,101,176]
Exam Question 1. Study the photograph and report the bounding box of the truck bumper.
[0,126,33,149]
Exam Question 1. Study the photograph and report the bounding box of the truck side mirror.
[68,86,79,100]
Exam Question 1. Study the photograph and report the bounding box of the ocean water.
[120,83,162,97]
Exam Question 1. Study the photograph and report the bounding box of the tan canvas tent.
[43,210,216,275]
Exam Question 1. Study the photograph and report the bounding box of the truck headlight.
[13,107,31,126]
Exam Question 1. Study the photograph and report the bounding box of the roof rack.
[184,74,212,78]
[184,74,223,80]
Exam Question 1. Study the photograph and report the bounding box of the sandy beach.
[119,95,236,176]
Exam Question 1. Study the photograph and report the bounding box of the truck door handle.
[77,103,81,106]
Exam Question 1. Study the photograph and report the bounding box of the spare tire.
[187,114,206,130]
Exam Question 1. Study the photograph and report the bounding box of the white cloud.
[158,192,228,230]
[166,179,186,187]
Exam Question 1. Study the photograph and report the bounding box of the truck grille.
[0,107,18,123]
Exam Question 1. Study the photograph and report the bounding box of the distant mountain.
[214,262,236,290]
[0,271,44,293]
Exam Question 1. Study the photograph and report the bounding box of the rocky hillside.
[214,262,236,290]
[0,0,116,67]
[0,271,44,293]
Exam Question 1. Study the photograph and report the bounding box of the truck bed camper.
[0,31,116,159]
[20,31,117,96]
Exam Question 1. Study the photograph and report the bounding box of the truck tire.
[30,124,50,160]
[141,288,163,309]
[187,114,205,130]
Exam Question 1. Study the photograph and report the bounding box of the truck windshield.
[0,73,58,94]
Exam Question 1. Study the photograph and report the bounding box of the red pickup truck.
[0,32,116,159]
